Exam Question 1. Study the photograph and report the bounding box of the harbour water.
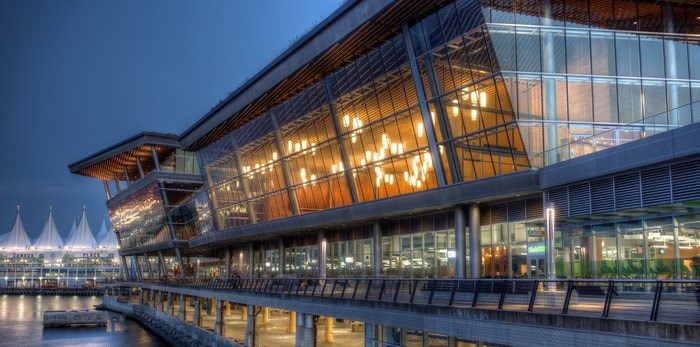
[0,295,168,347]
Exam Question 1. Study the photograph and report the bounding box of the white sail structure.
[96,216,118,249]
[63,206,97,249]
[98,228,119,249]
[0,206,32,250]
[33,206,64,250]
[63,218,77,246]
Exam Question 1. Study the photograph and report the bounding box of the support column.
[288,311,296,333]
[136,156,145,178]
[241,305,247,320]
[139,287,144,305]
[178,294,186,321]
[224,247,231,278]
[318,233,326,279]
[455,206,466,279]
[150,145,161,171]
[278,239,285,276]
[325,317,334,343]
[144,254,154,279]
[166,292,173,315]
[113,172,122,193]
[224,301,231,316]
[246,243,254,277]
[156,290,163,311]
[214,299,223,336]
[542,0,559,165]
[102,180,112,200]
[372,222,381,276]
[295,313,304,347]
[123,166,131,188]
[158,251,166,278]
[469,203,481,279]
[193,298,201,327]
[262,307,269,323]
[304,314,316,347]
[245,305,256,347]
[121,256,129,280]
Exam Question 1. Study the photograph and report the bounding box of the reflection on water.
[0,295,168,347]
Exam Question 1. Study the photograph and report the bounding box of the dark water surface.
[0,295,169,347]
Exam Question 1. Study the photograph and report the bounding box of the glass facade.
[77,0,700,282]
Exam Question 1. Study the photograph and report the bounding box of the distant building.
[0,206,120,288]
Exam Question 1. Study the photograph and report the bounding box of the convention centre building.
[70,0,700,294]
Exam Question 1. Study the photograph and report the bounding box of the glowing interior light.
[287,141,293,153]
[452,99,459,116]
[430,111,436,124]
[404,171,409,182]
[343,114,350,128]
[301,139,308,150]
[382,133,389,149]
[471,109,478,121]
[390,143,397,154]
[398,143,404,154]
[272,152,278,160]
[332,164,337,174]
[360,158,366,166]
[294,143,301,152]
[338,161,344,171]
[480,91,487,107]
[365,151,372,161]
[417,122,424,138]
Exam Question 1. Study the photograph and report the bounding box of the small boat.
[43,309,108,327]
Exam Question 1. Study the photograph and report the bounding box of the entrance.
[526,242,546,278]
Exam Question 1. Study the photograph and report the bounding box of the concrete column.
[262,307,269,323]
[214,299,223,336]
[318,233,326,279]
[296,313,305,347]
[193,298,202,327]
[304,314,316,347]
[454,206,466,279]
[136,156,145,178]
[150,145,161,171]
[469,203,481,279]
[139,288,144,305]
[246,243,254,277]
[278,239,285,276]
[325,317,334,343]
[178,294,186,321]
[245,305,256,347]
[288,311,296,333]
[123,166,131,187]
[102,180,111,200]
[157,251,166,278]
[224,301,231,316]
[372,222,382,276]
[224,247,230,278]
[149,288,155,308]
[113,172,122,193]
[166,291,173,315]
[156,290,163,311]
[542,0,558,165]
[241,305,247,320]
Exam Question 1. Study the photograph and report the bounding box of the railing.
[120,277,700,325]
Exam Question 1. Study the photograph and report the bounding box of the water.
[0,295,169,347]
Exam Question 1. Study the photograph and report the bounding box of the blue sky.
[0,0,342,239]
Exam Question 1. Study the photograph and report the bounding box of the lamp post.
[545,202,556,284]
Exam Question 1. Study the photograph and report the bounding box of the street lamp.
[545,202,556,283]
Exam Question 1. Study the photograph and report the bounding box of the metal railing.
[120,277,700,325]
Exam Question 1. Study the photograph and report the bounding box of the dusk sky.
[0,0,342,239]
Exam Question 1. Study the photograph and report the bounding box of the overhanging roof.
[179,0,449,151]
[68,132,179,181]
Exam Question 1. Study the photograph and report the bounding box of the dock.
[43,309,108,327]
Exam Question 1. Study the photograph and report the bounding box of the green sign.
[528,244,546,254]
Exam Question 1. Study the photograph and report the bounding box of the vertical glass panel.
[642,79,667,123]
[515,74,542,120]
[423,12,445,50]
[667,81,692,126]
[615,33,641,77]
[488,25,516,72]
[640,35,665,78]
[438,2,461,43]
[516,27,541,72]
[517,121,544,168]
[617,79,643,124]
[567,76,592,122]
[688,38,700,80]
[565,29,591,74]
[540,27,566,74]
[590,31,616,76]
[592,77,618,123]
[665,38,689,80]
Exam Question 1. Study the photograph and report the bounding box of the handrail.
[113,277,700,326]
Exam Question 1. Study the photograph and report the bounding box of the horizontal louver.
[548,188,569,218]
[641,167,670,206]
[507,200,526,221]
[614,173,641,210]
[568,183,590,217]
[671,160,700,202]
[590,178,614,213]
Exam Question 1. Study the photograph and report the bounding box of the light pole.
[545,202,556,284]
